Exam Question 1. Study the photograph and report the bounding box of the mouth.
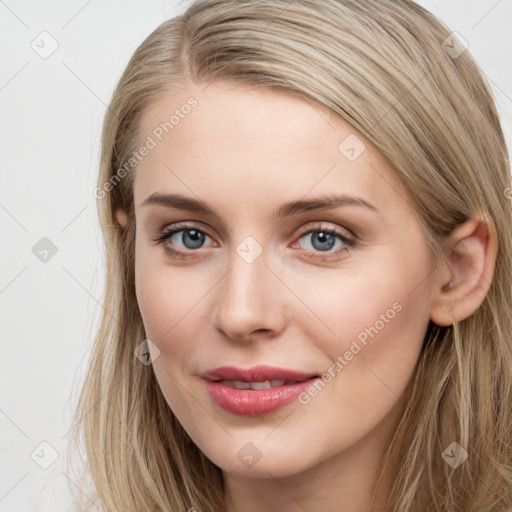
[200,364,319,383]
[200,366,321,416]
[218,379,311,390]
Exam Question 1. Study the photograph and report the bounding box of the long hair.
[67,1,512,510]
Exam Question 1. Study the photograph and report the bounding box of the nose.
[213,246,286,342]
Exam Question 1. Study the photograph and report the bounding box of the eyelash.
[152,222,356,261]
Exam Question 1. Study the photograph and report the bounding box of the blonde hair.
[68,1,512,510]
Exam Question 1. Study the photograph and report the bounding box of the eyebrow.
[141,192,378,218]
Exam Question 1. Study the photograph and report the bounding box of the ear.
[114,207,129,229]
[430,213,498,326]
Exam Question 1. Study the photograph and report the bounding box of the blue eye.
[174,229,207,249]
[301,230,338,251]
[297,228,355,254]
[156,227,213,252]
[154,223,356,260]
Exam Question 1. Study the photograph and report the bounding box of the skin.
[115,79,497,511]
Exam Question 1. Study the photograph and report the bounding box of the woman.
[69,1,512,510]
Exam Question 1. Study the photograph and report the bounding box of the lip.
[201,365,320,416]
[200,365,318,382]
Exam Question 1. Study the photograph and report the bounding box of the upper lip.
[200,365,319,382]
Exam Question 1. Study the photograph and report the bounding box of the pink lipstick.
[201,365,320,416]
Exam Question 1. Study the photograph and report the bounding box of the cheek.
[134,248,205,418]
[288,259,430,356]
[135,242,179,349]
[293,250,433,427]
[134,243,215,360]
[281,276,431,461]
[289,240,429,374]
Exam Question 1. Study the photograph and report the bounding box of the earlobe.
[114,207,129,229]
[430,214,498,327]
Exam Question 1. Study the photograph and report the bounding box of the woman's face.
[130,79,437,478]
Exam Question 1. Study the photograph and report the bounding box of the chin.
[204,444,317,479]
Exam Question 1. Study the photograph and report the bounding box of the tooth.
[222,380,251,389]
[233,380,251,390]
[220,379,290,390]
[250,381,272,389]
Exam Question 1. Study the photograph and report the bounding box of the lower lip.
[204,378,320,416]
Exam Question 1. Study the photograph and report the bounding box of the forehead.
[132,80,408,215]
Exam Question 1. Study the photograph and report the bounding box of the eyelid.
[153,220,357,260]
[295,221,356,242]
[154,221,217,244]
[155,221,354,242]
[290,223,356,260]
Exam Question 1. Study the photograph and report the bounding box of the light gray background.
[1,1,511,510]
